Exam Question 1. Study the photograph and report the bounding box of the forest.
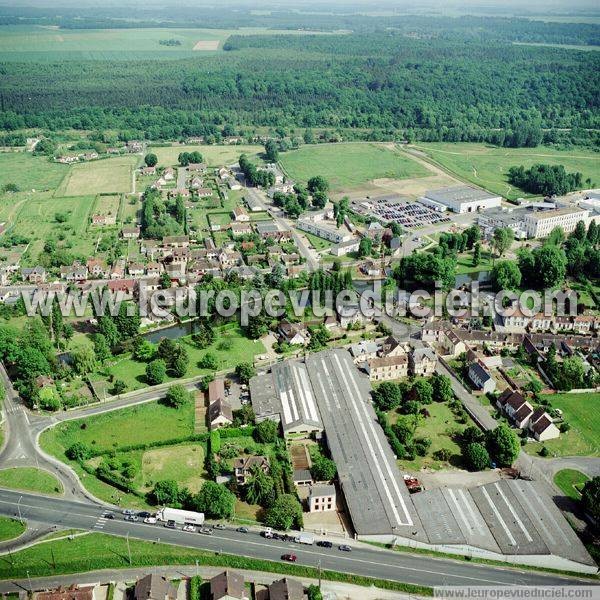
[1,32,598,145]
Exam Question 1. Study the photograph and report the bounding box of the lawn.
[149,144,264,167]
[0,467,64,495]
[302,231,333,251]
[0,153,69,192]
[56,156,137,196]
[0,516,25,542]
[454,250,493,275]
[554,469,590,501]
[279,142,429,191]
[413,143,600,200]
[393,401,469,472]
[524,393,600,457]
[93,193,122,220]
[41,401,195,455]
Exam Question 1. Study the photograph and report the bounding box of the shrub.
[463,442,490,471]
[66,442,92,461]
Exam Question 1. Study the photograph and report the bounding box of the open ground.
[56,156,137,196]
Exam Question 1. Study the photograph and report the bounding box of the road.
[0,489,595,589]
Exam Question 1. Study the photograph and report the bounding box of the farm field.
[524,392,600,457]
[0,467,64,496]
[413,143,600,200]
[0,26,341,61]
[56,156,137,196]
[92,193,121,220]
[0,152,69,192]
[279,142,429,192]
[149,144,264,167]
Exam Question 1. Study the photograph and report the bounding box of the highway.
[0,490,596,589]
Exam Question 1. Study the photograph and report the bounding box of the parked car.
[338,544,352,552]
[124,515,139,522]
[122,509,135,515]
[183,525,196,533]
[199,527,213,535]
[214,523,226,530]
[165,520,176,529]
[144,517,157,524]
[317,540,333,548]
[281,554,297,562]
[236,526,249,533]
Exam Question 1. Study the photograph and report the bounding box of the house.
[230,222,253,238]
[38,585,97,600]
[163,167,175,181]
[189,176,204,189]
[278,321,311,346]
[380,336,408,358]
[209,398,234,430]
[360,260,382,277]
[107,278,136,299]
[349,340,379,364]
[139,166,156,176]
[218,250,243,269]
[337,303,370,329]
[467,360,496,394]
[496,389,533,428]
[91,214,116,227]
[528,408,560,441]
[367,354,409,381]
[188,162,207,173]
[208,378,226,405]
[409,346,437,376]
[232,206,250,222]
[86,258,108,279]
[60,263,88,282]
[196,187,213,198]
[256,578,304,600]
[233,456,270,485]
[122,226,141,239]
[330,238,360,257]
[128,263,145,277]
[308,484,336,512]
[209,570,248,600]
[127,141,144,153]
[110,261,125,279]
[21,265,47,284]
[84,152,99,161]
[134,574,177,600]
[163,235,190,248]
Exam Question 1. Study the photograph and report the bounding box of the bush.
[146,359,167,385]
[463,442,490,471]
[254,419,279,443]
[189,576,202,600]
[433,448,452,462]
[66,442,92,461]
[163,384,191,408]
[210,430,221,454]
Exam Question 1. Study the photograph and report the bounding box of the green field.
[149,144,264,167]
[56,156,137,196]
[279,143,429,191]
[554,469,590,500]
[413,143,600,200]
[0,152,69,191]
[524,393,600,457]
[0,516,26,542]
[41,401,195,455]
[0,26,341,62]
[0,467,64,495]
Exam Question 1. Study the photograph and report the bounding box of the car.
[165,520,176,529]
[137,511,151,518]
[183,525,196,533]
[143,517,157,524]
[124,515,139,522]
[262,531,274,539]
[122,509,135,515]
[214,523,226,530]
[317,540,333,548]
[338,544,352,552]
[281,554,297,562]
[102,512,114,519]
[199,527,213,535]
[236,526,249,533]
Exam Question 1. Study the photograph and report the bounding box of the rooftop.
[424,185,500,205]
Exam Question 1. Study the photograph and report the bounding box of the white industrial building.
[421,185,502,214]
[297,211,353,244]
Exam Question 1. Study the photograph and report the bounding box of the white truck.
[295,532,314,545]
[156,507,204,526]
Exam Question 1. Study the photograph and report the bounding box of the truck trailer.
[156,507,204,526]
[295,532,314,545]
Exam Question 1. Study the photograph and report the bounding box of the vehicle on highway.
[295,532,314,545]
[199,527,213,535]
[214,523,226,530]
[144,517,157,524]
[124,515,139,522]
[164,520,176,529]
[262,527,274,539]
[122,509,135,515]
[102,512,114,519]
[156,507,205,526]
[183,525,196,533]
[317,540,333,548]
[137,511,152,518]
[338,544,352,552]
[236,526,249,533]
[281,554,297,562]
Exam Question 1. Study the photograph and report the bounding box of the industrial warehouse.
[249,349,596,574]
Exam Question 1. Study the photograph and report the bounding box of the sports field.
[149,144,264,167]
[413,143,600,200]
[0,152,69,191]
[0,26,340,61]
[56,156,137,196]
[279,143,429,192]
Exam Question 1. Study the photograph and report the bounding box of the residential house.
[146,262,161,277]
[349,340,379,364]
[337,303,370,329]
[233,456,270,485]
[308,484,336,512]
[188,162,207,174]
[38,585,97,600]
[230,222,253,238]
[189,176,204,189]
[208,378,226,404]
[496,389,533,428]
[110,261,125,279]
[91,214,116,227]
[360,260,382,277]
[209,570,248,600]
[163,167,175,181]
[121,226,141,239]
[528,408,560,441]
[21,266,47,284]
[139,166,156,176]
[60,263,88,282]
[134,574,177,600]
[86,258,108,279]
[409,346,437,376]
[232,206,250,222]
[126,141,143,153]
[331,238,360,257]
[128,263,145,277]
[367,354,409,381]
[467,359,496,394]
[107,278,135,299]
[278,321,311,346]
[163,235,190,248]
[256,578,304,600]
[208,398,234,430]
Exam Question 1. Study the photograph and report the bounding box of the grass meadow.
[149,144,264,167]
[56,156,137,196]
[413,143,600,200]
[553,469,590,501]
[279,142,429,191]
[0,467,64,495]
[0,152,69,191]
